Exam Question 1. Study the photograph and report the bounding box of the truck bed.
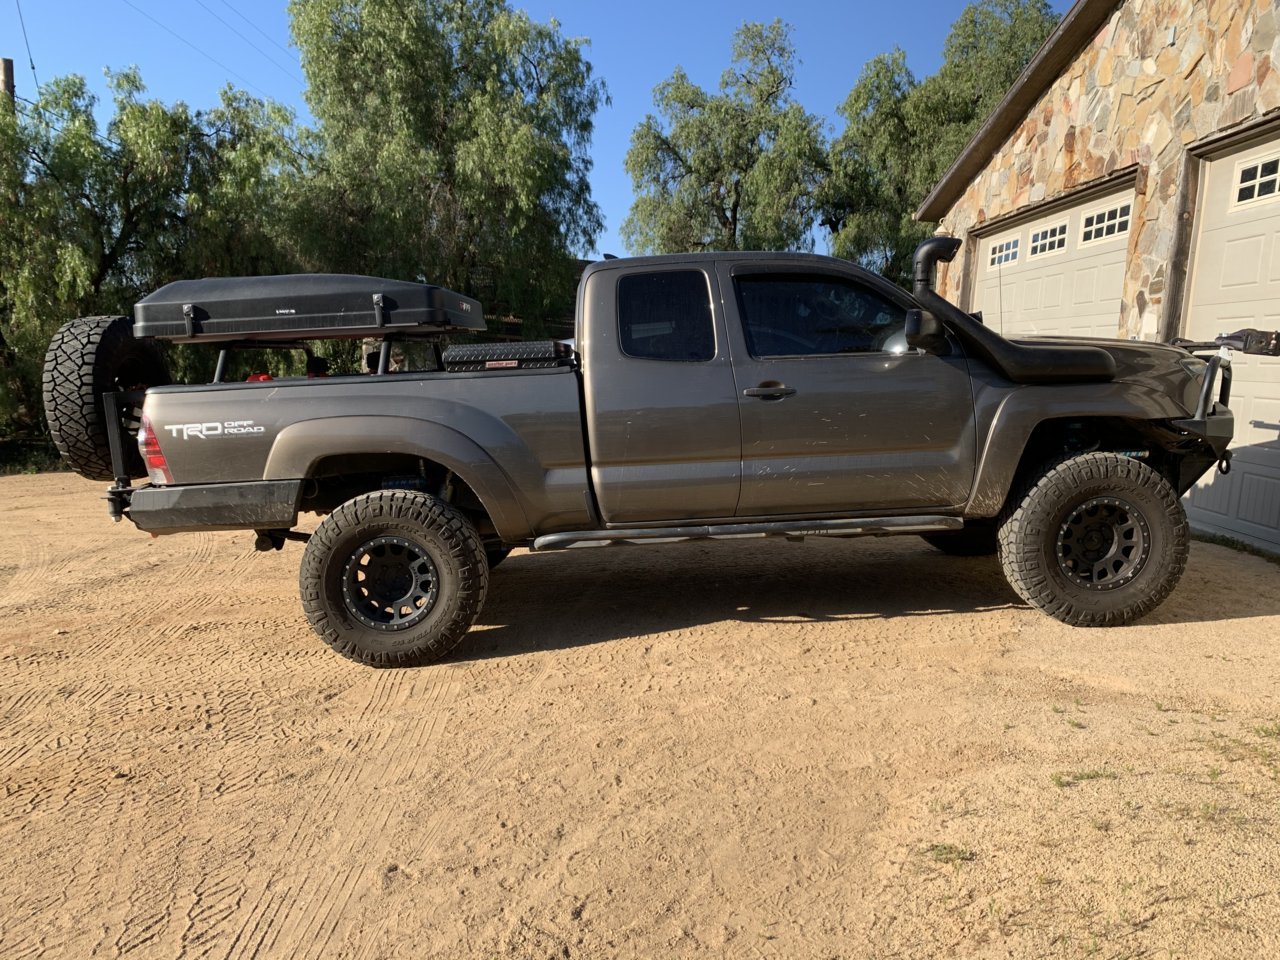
[136,365,591,540]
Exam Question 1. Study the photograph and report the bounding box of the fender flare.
[262,415,533,541]
[966,382,1187,517]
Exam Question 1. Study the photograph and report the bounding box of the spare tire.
[42,315,170,481]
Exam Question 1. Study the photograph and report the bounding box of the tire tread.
[299,490,488,667]
[997,452,1189,627]
[41,315,167,481]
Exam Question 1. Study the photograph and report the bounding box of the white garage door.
[972,186,1133,339]
[1185,137,1280,552]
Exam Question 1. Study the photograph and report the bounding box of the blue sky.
[2,0,1072,258]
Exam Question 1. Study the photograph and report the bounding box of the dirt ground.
[1,473,1278,959]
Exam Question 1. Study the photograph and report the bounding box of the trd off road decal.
[164,420,265,440]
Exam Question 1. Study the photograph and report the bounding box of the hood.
[1017,336,1203,413]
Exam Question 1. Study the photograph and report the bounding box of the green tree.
[0,70,295,439]
[286,0,606,326]
[622,20,826,254]
[822,0,1058,285]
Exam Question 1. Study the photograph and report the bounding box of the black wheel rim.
[1056,496,1150,591]
[342,535,439,631]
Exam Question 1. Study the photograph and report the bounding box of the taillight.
[138,413,173,485]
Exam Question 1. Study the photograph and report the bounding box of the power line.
[191,0,304,86]
[117,0,274,100]
[13,0,39,91]
[215,0,298,64]
[13,96,122,148]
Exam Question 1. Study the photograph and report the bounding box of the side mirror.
[905,308,945,352]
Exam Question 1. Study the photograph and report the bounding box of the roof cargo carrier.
[132,274,485,343]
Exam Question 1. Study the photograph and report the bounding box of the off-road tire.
[42,315,170,481]
[300,490,489,667]
[997,453,1189,626]
[921,524,998,556]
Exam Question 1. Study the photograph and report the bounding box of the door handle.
[743,384,796,400]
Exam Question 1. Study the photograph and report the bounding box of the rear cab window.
[617,271,715,362]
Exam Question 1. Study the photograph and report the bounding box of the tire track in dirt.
[175,827,257,960]
[93,791,192,957]
[278,669,468,956]
[0,523,294,959]
[77,533,220,660]
[348,654,558,960]
[1,530,53,609]
[218,666,464,959]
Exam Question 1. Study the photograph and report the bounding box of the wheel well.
[1002,417,1184,512]
[298,453,497,540]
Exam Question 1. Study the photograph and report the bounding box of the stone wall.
[935,0,1280,339]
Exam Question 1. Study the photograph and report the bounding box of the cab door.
[718,262,977,517]
[581,263,742,524]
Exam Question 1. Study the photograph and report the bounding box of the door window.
[735,275,907,357]
[617,271,714,362]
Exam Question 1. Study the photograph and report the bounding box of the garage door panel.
[1043,274,1063,308]
[1192,461,1280,544]
[1188,474,1232,516]
[1220,235,1264,288]
[1099,260,1124,293]
[1072,267,1098,305]
[1238,358,1280,451]
[1239,472,1280,530]
[1185,137,1280,551]
[1267,233,1280,280]
[972,187,1131,341]
[1023,276,1043,309]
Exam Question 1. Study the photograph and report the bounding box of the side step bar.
[532,515,963,552]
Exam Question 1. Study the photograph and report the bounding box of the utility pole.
[2,58,15,103]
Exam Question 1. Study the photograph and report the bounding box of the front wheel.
[300,490,489,666]
[998,453,1189,627]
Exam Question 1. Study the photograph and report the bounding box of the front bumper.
[1171,348,1234,459]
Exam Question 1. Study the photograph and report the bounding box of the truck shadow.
[457,535,1279,663]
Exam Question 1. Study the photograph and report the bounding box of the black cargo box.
[133,274,485,343]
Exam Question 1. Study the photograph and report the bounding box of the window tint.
[618,271,714,362]
[736,275,908,358]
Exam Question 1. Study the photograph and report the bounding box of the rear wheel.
[300,490,488,666]
[998,453,1188,626]
[42,315,169,481]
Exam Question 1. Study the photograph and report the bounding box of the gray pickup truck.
[43,238,1237,666]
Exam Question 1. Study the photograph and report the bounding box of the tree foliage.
[286,0,606,323]
[0,71,295,436]
[622,21,825,254]
[821,0,1059,285]
[1,0,608,450]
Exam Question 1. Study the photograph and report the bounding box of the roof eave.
[915,0,1124,223]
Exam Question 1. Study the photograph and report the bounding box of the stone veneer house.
[918,0,1280,552]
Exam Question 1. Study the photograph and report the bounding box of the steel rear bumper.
[126,479,302,534]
